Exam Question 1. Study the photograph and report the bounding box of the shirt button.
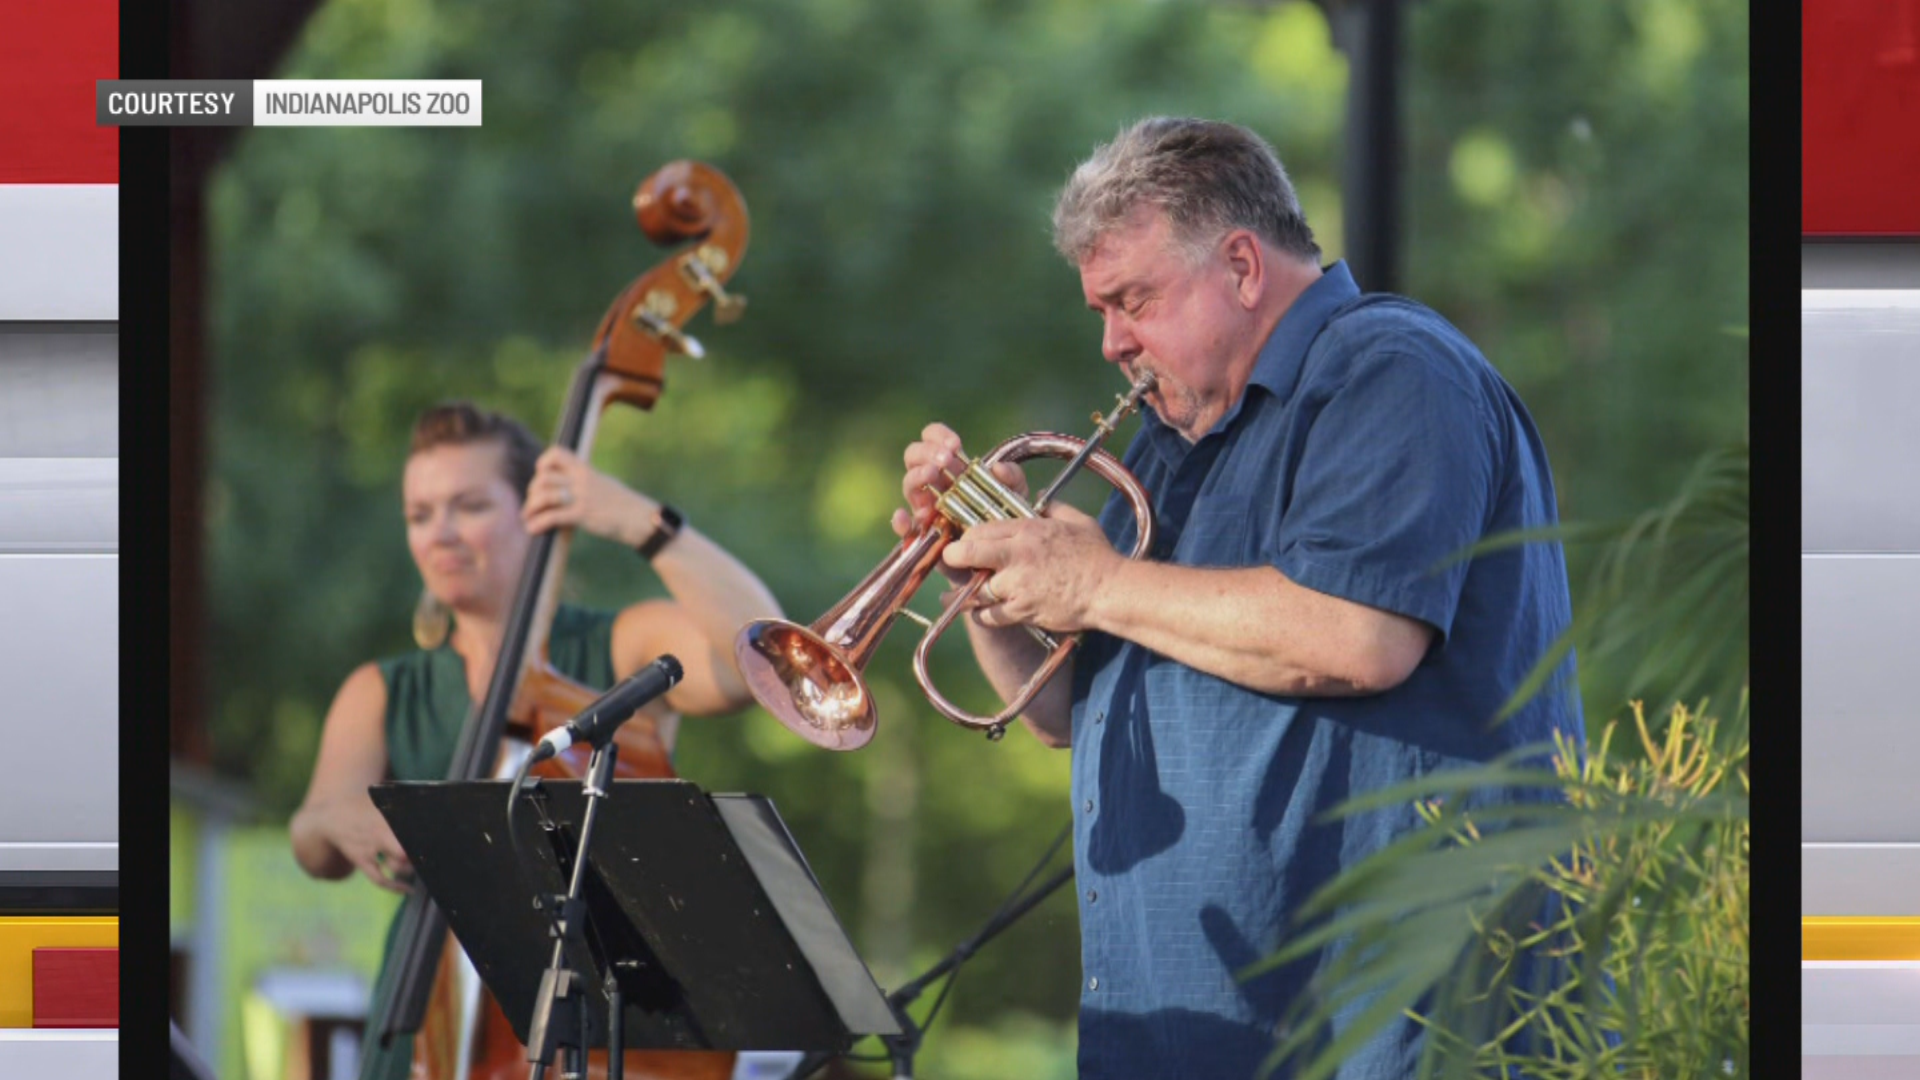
[1086,889,1098,903]
[1094,710,1105,724]
[1084,799,1094,814]
[1088,976,1100,991]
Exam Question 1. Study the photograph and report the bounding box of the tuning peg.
[681,247,748,325]
[630,305,706,359]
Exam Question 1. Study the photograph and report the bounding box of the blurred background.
[166,1,1749,1077]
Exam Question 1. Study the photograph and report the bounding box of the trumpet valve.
[930,456,1038,533]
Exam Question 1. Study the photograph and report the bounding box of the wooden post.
[1330,0,1403,294]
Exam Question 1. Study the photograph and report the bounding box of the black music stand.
[369,778,901,1054]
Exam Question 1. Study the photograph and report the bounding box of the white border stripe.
[1803,289,1920,310]
[0,842,116,871]
[1806,963,1920,1026]
[1805,1025,1920,1055]
[0,186,117,321]
[1805,844,1920,915]
[0,458,116,553]
[0,1031,116,1041]
[1805,1059,1920,1078]
[1806,965,1920,1056]
[0,1030,115,1077]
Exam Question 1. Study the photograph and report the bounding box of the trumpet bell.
[735,618,878,750]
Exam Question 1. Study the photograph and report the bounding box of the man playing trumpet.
[895,117,1584,1079]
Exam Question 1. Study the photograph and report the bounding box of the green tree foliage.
[204,0,1745,1072]
[1407,0,1749,522]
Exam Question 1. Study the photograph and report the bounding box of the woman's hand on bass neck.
[521,446,660,547]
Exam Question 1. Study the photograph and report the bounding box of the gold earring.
[412,588,451,650]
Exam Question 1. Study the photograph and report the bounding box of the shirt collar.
[1136,259,1361,454]
[1243,259,1360,406]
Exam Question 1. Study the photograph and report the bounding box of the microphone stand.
[522,738,625,1080]
[783,861,1075,1080]
[511,656,681,1080]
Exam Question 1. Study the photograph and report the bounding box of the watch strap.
[636,503,684,560]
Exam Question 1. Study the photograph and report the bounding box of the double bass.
[361,162,749,1080]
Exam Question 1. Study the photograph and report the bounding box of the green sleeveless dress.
[359,605,619,1080]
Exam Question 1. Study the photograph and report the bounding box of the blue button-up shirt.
[1069,261,1583,1079]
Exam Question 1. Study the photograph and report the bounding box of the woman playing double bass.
[290,400,782,1080]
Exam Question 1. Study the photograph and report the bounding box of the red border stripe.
[1804,0,1920,236]
[32,948,119,1029]
[0,0,119,184]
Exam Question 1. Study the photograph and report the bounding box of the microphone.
[528,655,683,764]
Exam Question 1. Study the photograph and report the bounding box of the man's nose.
[1101,317,1139,364]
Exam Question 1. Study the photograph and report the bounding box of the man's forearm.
[963,611,1075,746]
[1085,558,1428,697]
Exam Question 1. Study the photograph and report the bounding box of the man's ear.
[1222,230,1264,309]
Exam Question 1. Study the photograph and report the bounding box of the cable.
[987,820,1072,926]
[513,757,546,1080]
[918,967,962,1029]
[505,752,539,884]
[782,823,1077,1080]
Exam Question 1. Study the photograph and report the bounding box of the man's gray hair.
[1052,117,1321,267]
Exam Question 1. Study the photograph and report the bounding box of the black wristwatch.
[635,503,684,561]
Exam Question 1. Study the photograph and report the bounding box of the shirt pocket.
[1168,506,1259,567]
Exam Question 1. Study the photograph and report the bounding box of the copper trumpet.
[734,373,1158,750]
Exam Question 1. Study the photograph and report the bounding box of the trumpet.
[734,372,1159,750]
